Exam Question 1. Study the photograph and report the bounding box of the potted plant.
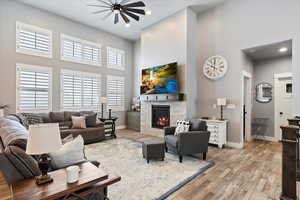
[0,105,8,117]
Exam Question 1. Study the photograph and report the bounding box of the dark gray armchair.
[164,119,210,163]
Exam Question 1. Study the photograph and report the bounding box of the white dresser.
[202,119,228,149]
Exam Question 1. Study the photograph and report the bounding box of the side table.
[99,117,118,138]
[12,162,121,200]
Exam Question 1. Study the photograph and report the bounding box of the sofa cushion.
[0,154,25,184]
[71,116,86,129]
[4,146,41,179]
[85,113,97,127]
[0,118,28,149]
[64,111,80,121]
[49,135,85,170]
[165,135,178,148]
[50,112,65,123]
[59,121,72,130]
[189,119,207,131]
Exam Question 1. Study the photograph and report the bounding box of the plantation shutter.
[16,64,52,112]
[107,47,125,70]
[61,70,82,110]
[82,74,101,110]
[16,22,52,58]
[61,34,101,66]
[107,75,125,111]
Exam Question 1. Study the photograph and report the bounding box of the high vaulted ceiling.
[16,0,225,40]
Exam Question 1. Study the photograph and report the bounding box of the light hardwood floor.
[0,129,282,200]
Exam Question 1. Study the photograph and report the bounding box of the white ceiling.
[244,40,293,61]
[16,0,225,40]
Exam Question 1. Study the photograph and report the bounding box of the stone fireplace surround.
[141,101,187,137]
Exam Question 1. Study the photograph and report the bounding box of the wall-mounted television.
[141,62,178,95]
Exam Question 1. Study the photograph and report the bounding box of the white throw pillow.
[174,120,190,136]
[71,116,86,129]
[49,135,85,169]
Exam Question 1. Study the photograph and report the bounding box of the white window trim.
[107,47,125,71]
[61,34,102,67]
[60,69,102,111]
[16,21,53,58]
[107,75,125,112]
[16,63,53,113]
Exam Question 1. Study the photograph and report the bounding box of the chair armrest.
[164,126,176,136]
[178,131,210,154]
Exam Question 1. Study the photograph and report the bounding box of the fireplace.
[152,105,170,129]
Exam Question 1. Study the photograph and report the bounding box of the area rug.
[85,138,214,200]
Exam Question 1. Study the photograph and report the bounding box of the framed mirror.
[256,82,272,103]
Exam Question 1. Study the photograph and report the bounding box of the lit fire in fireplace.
[157,116,169,127]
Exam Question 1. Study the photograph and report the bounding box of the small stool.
[142,139,165,163]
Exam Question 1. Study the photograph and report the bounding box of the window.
[16,64,52,112]
[61,34,102,66]
[107,47,125,70]
[61,70,101,111]
[16,22,52,58]
[107,75,125,111]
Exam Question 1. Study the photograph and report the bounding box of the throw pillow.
[175,120,190,136]
[71,116,86,129]
[85,113,97,127]
[49,135,85,169]
[4,146,41,179]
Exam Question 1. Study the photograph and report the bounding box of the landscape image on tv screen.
[141,62,178,95]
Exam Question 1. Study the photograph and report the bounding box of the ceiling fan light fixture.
[146,10,152,15]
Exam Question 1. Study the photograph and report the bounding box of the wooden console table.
[12,162,121,200]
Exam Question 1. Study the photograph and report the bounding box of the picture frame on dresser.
[201,119,228,148]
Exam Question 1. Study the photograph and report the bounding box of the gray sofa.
[164,119,210,163]
[0,115,106,200]
[13,111,106,145]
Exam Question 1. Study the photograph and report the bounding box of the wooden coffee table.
[12,162,121,200]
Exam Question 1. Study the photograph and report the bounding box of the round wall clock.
[203,55,228,80]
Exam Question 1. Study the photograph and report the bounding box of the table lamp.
[217,98,227,120]
[101,97,107,118]
[26,123,62,185]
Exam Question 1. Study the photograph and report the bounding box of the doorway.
[274,73,293,141]
[242,71,252,142]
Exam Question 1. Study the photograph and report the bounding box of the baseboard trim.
[253,135,278,142]
[116,125,127,130]
[226,142,243,149]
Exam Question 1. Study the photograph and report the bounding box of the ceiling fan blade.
[124,8,145,15]
[93,9,112,14]
[123,10,139,21]
[87,4,111,8]
[123,1,145,8]
[114,13,119,24]
[120,12,130,24]
[96,0,112,7]
[103,11,113,20]
[119,0,131,5]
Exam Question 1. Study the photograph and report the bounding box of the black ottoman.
[142,139,165,163]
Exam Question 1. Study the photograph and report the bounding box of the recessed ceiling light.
[146,10,152,15]
[279,47,288,53]
[125,23,131,28]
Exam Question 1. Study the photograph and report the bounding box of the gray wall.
[252,56,292,137]
[133,39,141,97]
[197,0,300,144]
[0,0,134,126]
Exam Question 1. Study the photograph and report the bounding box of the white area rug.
[85,138,213,200]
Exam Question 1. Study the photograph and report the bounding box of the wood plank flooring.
[118,129,282,200]
[0,129,282,200]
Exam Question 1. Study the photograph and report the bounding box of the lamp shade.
[26,123,62,155]
[217,98,227,106]
[101,97,107,104]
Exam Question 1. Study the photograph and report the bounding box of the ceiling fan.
[87,0,147,25]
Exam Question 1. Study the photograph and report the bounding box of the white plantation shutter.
[16,64,52,112]
[107,75,125,111]
[16,22,52,58]
[61,34,101,66]
[61,70,101,111]
[82,74,101,110]
[107,47,125,70]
